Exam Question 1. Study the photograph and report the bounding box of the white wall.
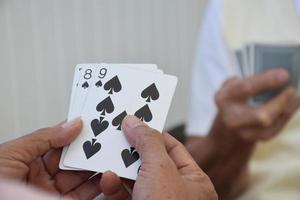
[0,0,208,142]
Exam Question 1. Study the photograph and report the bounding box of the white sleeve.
[186,0,236,136]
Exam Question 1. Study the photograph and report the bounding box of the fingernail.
[61,117,81,129]
[123,115,144,129]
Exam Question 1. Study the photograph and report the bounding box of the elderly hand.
[0,118,102,200]
[100,116,217,200]
[185,69,300,199]
[214,68,300,141]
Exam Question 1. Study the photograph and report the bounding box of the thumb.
[3,117,82,164]
[121,116,168,164]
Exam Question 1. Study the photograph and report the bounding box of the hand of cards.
[59,63,177,180]
[236,43,300,105]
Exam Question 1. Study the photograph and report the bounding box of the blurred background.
[0,0,208,141]
[1,1,300,200]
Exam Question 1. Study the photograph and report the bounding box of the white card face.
[71,63,111,120]
[59,63,162,170]
[63,66,177,180]
[60,63,108,170]
[71,64,160,120]
[67,64,88,119]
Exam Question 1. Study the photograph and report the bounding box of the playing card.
[245,44,251,76]
[67,64,89,119]
[72,64,160,120]
[60,63,108,170]
[63,65,177,180]
[235,49,244,77]
[68,64,161,123]
[59,63,162,170]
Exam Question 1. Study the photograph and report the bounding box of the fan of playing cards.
[59,63,177,180]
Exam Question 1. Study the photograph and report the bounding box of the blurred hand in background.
[186,69,300,199]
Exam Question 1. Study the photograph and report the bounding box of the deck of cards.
[59,63,177,180]
[235,43,300,105]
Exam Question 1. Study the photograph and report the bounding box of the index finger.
[224,69,290,100]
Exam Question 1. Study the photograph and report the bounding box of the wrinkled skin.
[100,116,218,200]
[0,118,102,200]
[186,69,300,199]
[0,116,218,200]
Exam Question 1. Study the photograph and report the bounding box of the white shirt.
[186,0,300,136]
[186,0,235,136]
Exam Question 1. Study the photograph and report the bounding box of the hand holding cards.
[59,63,177,180]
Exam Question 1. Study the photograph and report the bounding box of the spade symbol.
[134,104,153,122]
[83,139,101,159]
[96,96,115,116]
[104,76,122,95]
[95,80,102,87]
[91,117,109,137]
[141,83,159,102]
[112,111,127,131]
[82,81,89,89]
[121,147,140,168]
